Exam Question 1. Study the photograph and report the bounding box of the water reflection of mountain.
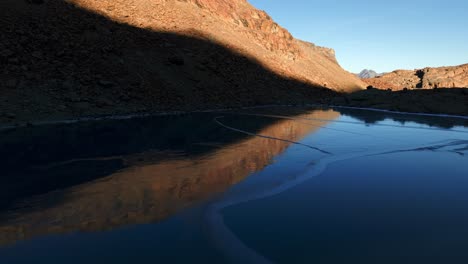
[0,109,339,246]
[337,108,468,128]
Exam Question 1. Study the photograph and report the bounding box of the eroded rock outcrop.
[179,0,299,58]
[363,64,468,90]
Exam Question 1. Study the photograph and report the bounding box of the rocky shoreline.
[333,88,468,117]
[2,88,467,128]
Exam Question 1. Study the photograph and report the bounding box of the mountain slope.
[77,0,363,90]
[0,0,365,124]
[363,64,468,90]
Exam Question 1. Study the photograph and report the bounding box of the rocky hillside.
[0,0,365,125]
[363,64,468,90]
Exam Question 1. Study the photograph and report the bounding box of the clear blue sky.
[249,0,468,73]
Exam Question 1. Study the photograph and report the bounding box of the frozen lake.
[1,107,467,263]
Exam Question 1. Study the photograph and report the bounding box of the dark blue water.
[1,107,467,263]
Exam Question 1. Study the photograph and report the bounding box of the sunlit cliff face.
[0,109,339,246]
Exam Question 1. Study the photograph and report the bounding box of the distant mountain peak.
[357,69,381,79]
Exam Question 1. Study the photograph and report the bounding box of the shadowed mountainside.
[0,109,339,246]
[332,88,468,116]
[0,0,364,125]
